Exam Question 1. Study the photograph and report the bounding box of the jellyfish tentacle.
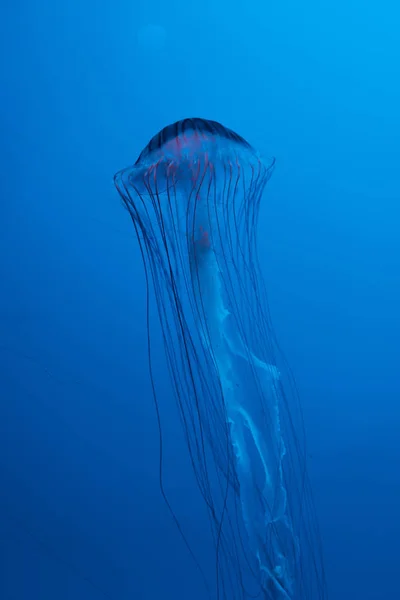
[115,118,328,600]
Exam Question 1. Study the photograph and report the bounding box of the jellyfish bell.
[114,118,327,600]
[115,118,275,255]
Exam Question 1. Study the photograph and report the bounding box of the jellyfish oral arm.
[190,240,295,598]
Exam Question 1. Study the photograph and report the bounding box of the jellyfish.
[114,118,327,600]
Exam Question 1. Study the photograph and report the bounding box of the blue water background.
[1,1,399,599]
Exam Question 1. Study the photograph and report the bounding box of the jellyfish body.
[114,119,326,599]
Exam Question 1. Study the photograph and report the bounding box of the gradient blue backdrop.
[1,1,399,599]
